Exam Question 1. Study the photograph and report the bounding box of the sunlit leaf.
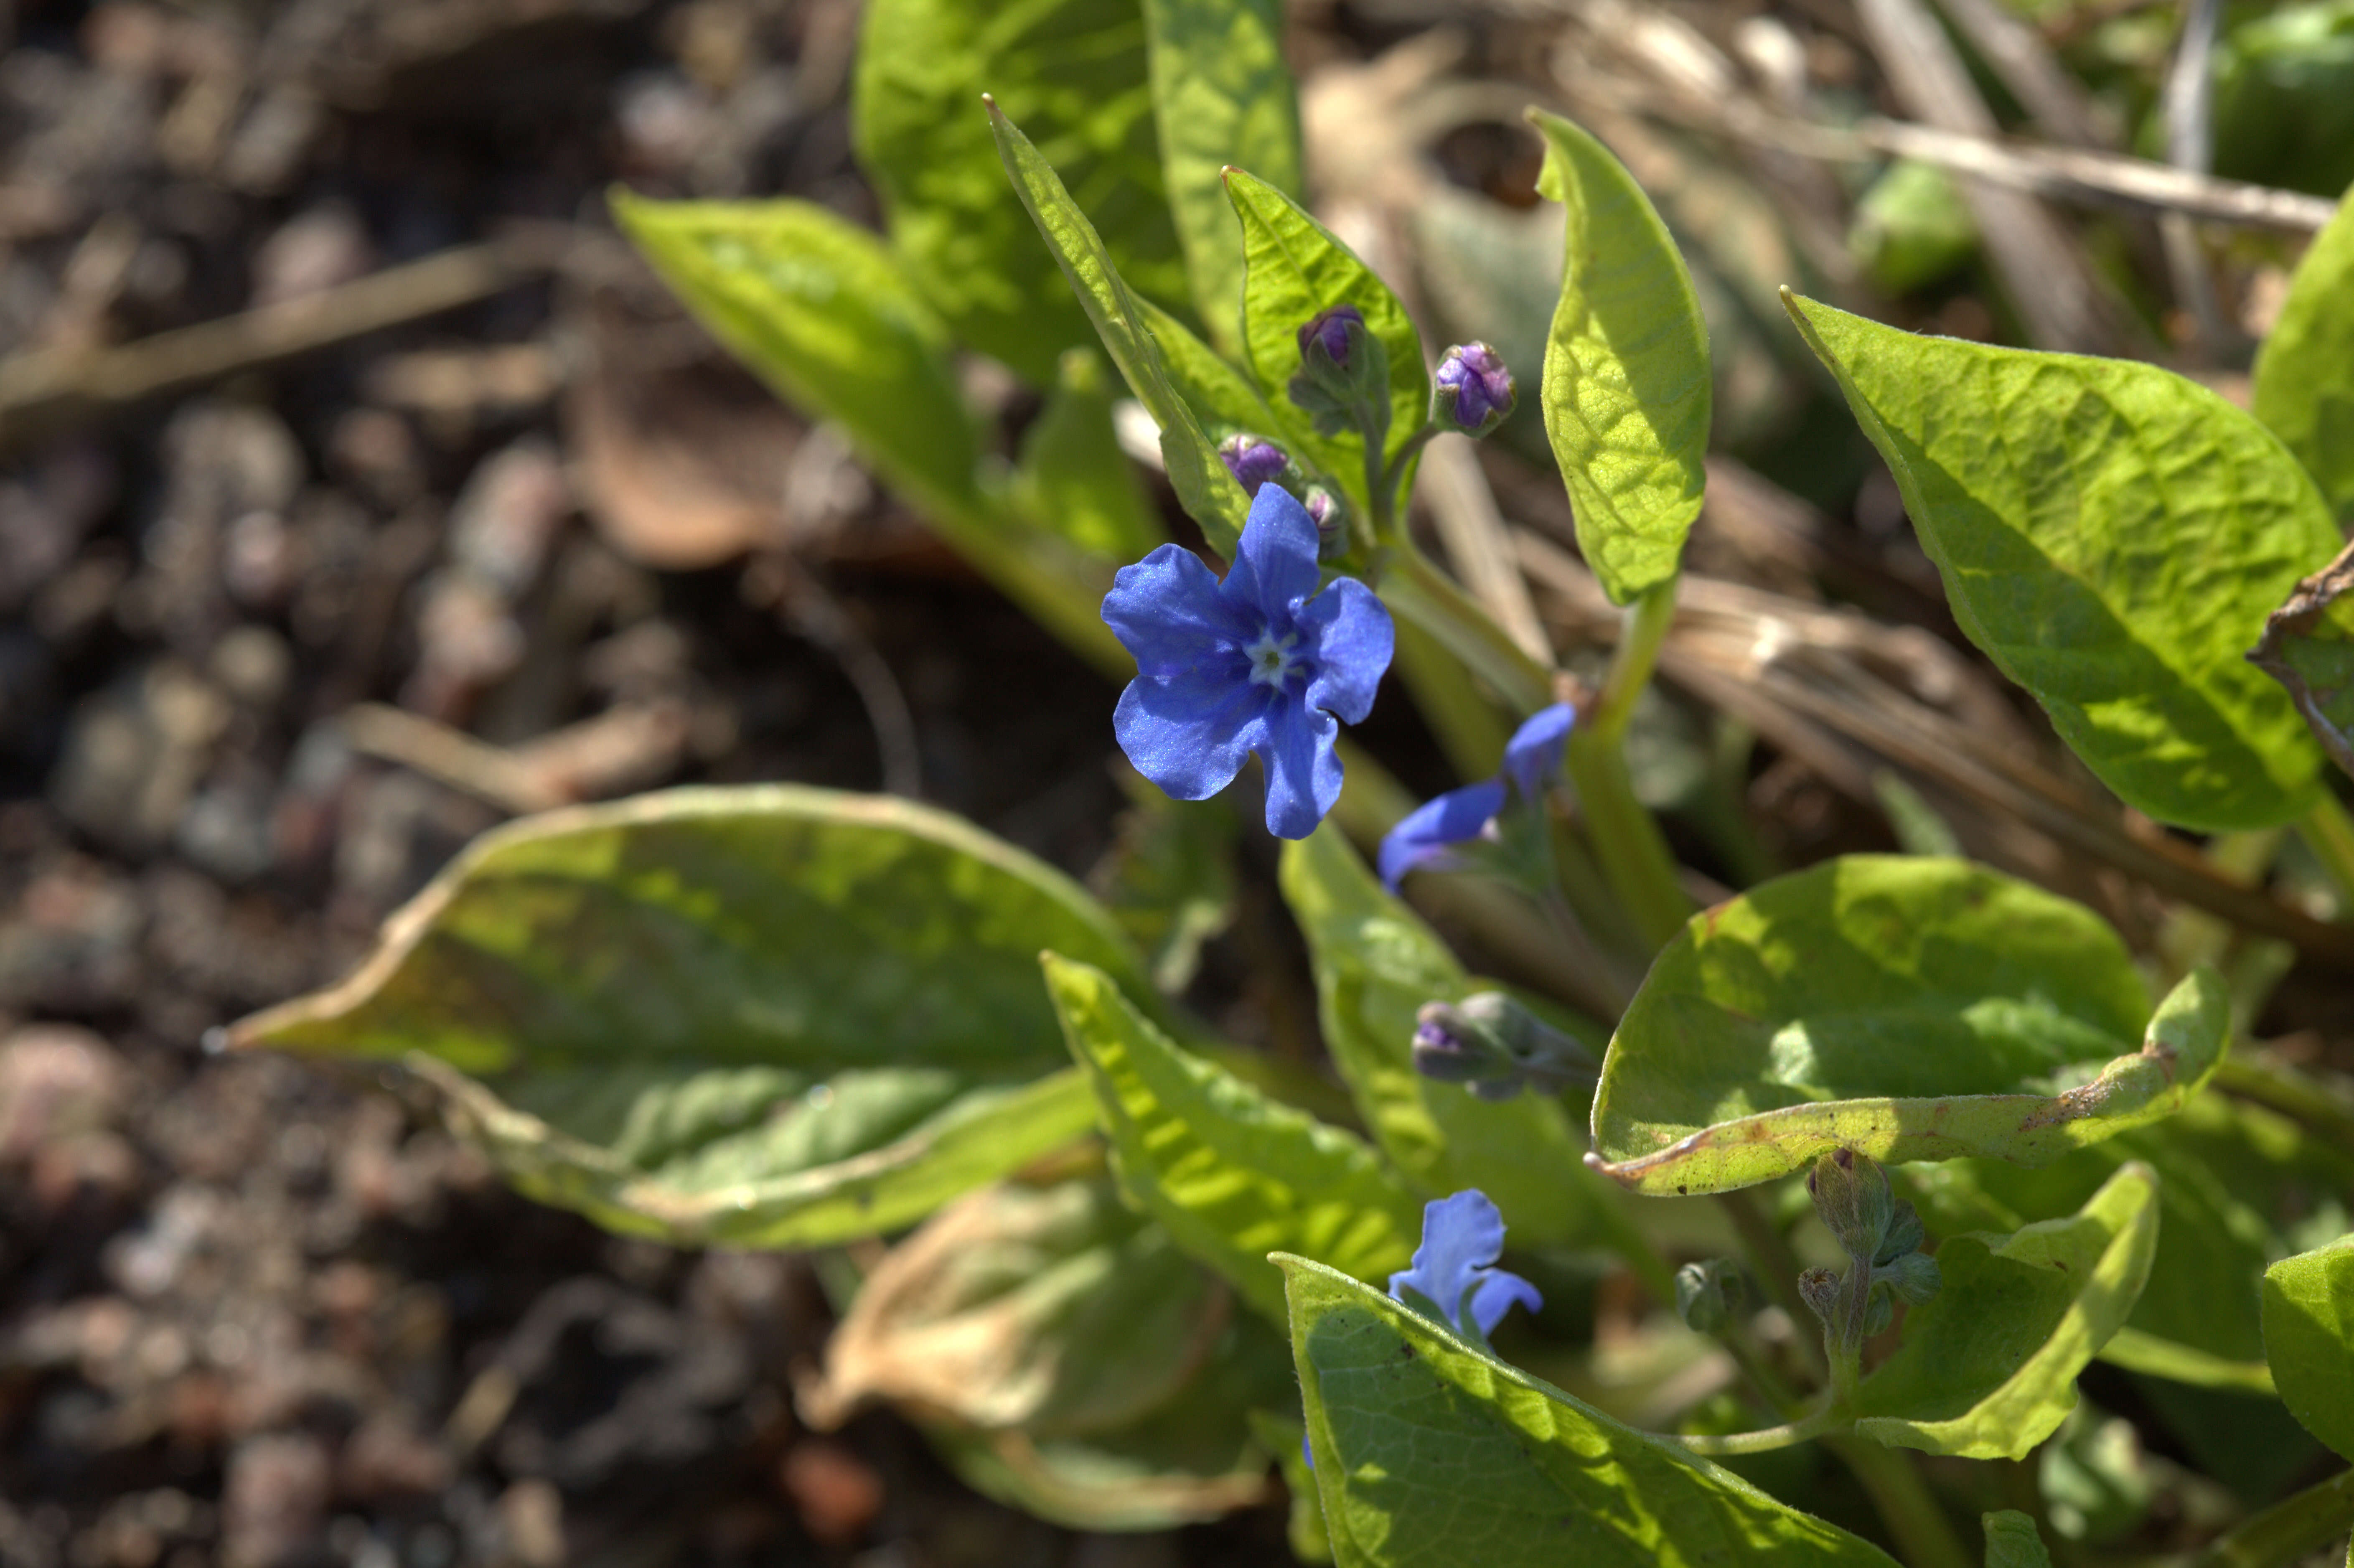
[1589,856,2227,1195]
[2251,182,2354,519]
[1276,1255,1903,1567]
[854,0,1188,384]
[1043,953,1419,1322]
[231,787,1149,1246]
[1786,292,2339,830]
[1530,110,1712,606]
[1143,0,1300,353]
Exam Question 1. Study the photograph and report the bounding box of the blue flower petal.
[1258,694,1343,839]
[1103,545,1256,676]
[1501,702,1576,802]
[1222,485,1324,626]
[1469,1269,1545,1338]
[1377,778,1507,891]
[1297,577,1393,727]
[1114,672,1270,802]
[1390,1191,1508,1333]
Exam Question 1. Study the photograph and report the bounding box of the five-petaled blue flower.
[1103,485,1394,839]
[1378,702,1575,890]
[1389,1189,1542,1340]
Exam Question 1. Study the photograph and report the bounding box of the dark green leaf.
[2262,1234,2354,1460]
[1279,822,1608,1245]
[1981,1511,2054,1568]
[1043,952,1420,1324]
[230,787,1150,1245]
[1142,0,1300,353]
[1276,1256,1904,1567]
[853,0,1187,384]
[1015,346,1166,562]
[1785,292,2340,830]
[2252,183,2354,518]
[1090,774,1238,994]
[1530,110,1712,606]
[1589,856,2227,1195]
[1853,1163,2160,1459]
[1225,170,1429,509]
[991,103,1253,552]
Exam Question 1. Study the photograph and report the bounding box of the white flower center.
[1243,626,1305,690]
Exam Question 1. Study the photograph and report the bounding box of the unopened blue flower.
[1388,1190,1542,1339]
[1377,702,1575,890]
[1102,485,1394,839]
[1434,341,1515,433]
[1298,304,1366,369]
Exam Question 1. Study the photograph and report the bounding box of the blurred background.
[0,0,2348,1563]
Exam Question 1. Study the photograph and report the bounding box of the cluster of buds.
[1411,992,1599,1102]
[1216,433,1347,556]
[1798,1149,1942,1398]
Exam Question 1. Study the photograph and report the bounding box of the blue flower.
[1377,702,1575,890]
[1388,1190,1542,1340]
[1103,485,1395,839]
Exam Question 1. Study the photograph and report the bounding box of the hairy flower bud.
[1797,1266,1841,1327]
[1674,1259,1745,1335]
[1218,432,1289,494]
[1877,1249,1942,1306]
[1298,304,1365,369]
[1289,303,1391,445]
[1303,486,1345,554]
[1807,1148,1898,1263]
[1434,342,1516,434]
[1411,993,1598,1101]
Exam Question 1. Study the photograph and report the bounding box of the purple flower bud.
[1217,433,1289,494]
[1434,342,1516,434]
[1411,1006,1490,1085]
[1298,304,1367,370]
[1303,486,1345,553]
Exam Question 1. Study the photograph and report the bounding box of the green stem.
[1669,1401,1848,1456]
[2299,791,2354,916]
[1827,1436,1975,1568]
[1378,423,1442,523]
[1564,581,1691,952]
[2188,1467,2354,1568]
[1383,548,1554,712]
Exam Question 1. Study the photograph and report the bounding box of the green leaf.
[2252,185,2354,519]
[1225,170,1430,507]
[852,0,1187,385]
[1141,295,1284,436]
[1529,110,1712,607]
[229,786,1151,1246]
[2262,1234,2354,1460]
[1014,346,1166,562]
[1142,0,1301,355]
[991,102,1253,552]
[1043,953,1420,1323]
[1279,822,1607,1245]
[1275,1255,1904,1567]
[1785,291,2341,831]
[1090,773,1238,995]
[610,193,980,520]
[1981,1511,2054,1568]
[804,1175,1232,1435]
[1852,1163,2161,1459]
[1589,856,2227,1195]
